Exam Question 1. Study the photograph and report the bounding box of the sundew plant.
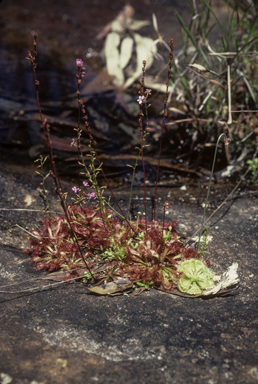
[25,32,233,297]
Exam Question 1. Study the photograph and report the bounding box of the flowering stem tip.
[76,58,84,68]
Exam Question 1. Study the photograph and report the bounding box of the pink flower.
[83,181,89,187]
[72,186,80,193]
[76,59,84,68]
[137,96,145,105]
[145,89,152,94]
[87,192,96,200]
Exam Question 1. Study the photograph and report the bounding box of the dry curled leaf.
[188,63,209,72]
[123,33,157,89]
[127,19,150,30]
[88,278,133,295]
[152,13,159,34]
[104,32,124,86]
[120,36,134,69]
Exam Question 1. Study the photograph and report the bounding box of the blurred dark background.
[0,0,250,187]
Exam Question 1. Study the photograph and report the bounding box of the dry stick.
[154,39,174,220]
[139,60,148,229]
[0,274,86,294]
[0,209,50,212]
[227,57,232,125]
[0,266,87,290]
[26,33,94,280]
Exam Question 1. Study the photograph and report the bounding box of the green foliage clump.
[178,259,215,295]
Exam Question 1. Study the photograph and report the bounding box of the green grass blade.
[235,35,258,59]
[244,17,258,47]
[174,9,198,50]
[201,0,212,33]
[175,66,192,101]
[174,9,211,67]
[203,0,228,50]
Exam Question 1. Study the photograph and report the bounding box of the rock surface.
[0,166,257,384]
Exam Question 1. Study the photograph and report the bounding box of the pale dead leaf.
[104,32,124,86]
[188,63,209,72]
[24,194,35,207]
[123,33,156,89]
[169,107,186,115]
[111,19,124,33]
[202,263,239,296]
[127,19,150,30]
[152,13,158,34]
[144,75,168,93]
[120,36,134,69]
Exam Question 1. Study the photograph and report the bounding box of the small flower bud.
[76,58,83,68]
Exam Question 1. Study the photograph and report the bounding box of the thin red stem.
[79,100,135,233]
[154,39,174,220]
[26,33,95,280]
[139,61,147,230]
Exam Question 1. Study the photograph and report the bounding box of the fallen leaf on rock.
[202,262,239,296]
[88,278,133,295]
[156,263,240,299]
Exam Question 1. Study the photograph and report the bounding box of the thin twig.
[185,147,258,246]
[0,274,85,294]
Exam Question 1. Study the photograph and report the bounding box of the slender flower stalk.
[162,201,170,235]
[26,34,95,280]
[138,60,148,230]
[34,155,53,220]
[75,59,86,188]
[154,39,174,220]
[127,88,151,221]
[78,98,135,232]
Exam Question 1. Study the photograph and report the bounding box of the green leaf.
[203,0,228,51]
[177,259,214,295]
[174,9,198,50]
[174,9,210,67]
[175,65,192,101]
